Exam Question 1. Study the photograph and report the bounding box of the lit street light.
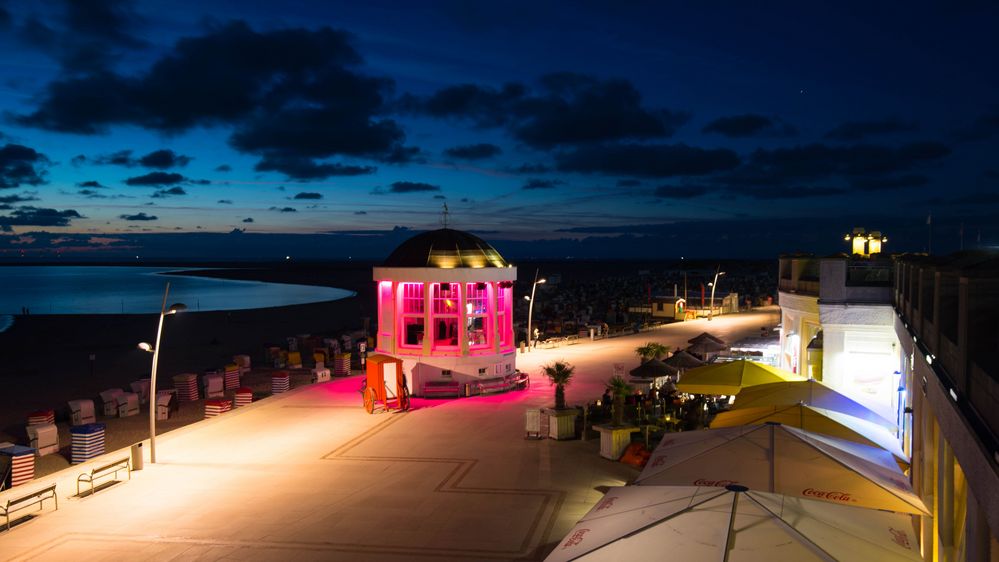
[138,281,186,463]
[525,270,546,351]
[708,267,725,321]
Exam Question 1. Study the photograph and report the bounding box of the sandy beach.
[0,264,373,476]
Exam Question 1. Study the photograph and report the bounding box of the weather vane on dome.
[440,202,450,229]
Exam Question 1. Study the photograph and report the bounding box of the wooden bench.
[1,483,57,531]
[477,377,508,394]
[77,457,131,497]
[422,380,461,398]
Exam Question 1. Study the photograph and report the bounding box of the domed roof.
[383,228,508,268]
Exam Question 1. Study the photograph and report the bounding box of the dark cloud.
[407,73,688,148]
[138,149,191,169]
[269,206,297,213]
[523,178,564,190]
[653,185,710,199]
[217,199,233,204]
[78,189,106,198]
[746,142,949,179]
[354,211,367,215]
[293,192,322,200]
[254,155,375,179]
[0,3,10,29]
[738,186,847,199]
[0,193,40,204]
[702,114,796,138]
[433,194,446,200]
[124,172,185,186]
[151,186,187,198]
[77,180,106,188]
[0,206,82,227]
[956,111,999,142]
[70,154,87,166]
[388,181,440,193]
[824,118,918,141]
[928,192,999,205]
[215,164,232,172]
[556,143,740,178]
[444,143,502,160]
[91,149,134,166]
[0,143,50,188]
[617,179,641,187]
[849,174,928,190]
[242,217,254,222]
[511,163,550,174]
[119,212,157,221]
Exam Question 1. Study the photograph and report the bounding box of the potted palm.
[595,375,639,460]
[542,360,578,440]
[635,342,670,363]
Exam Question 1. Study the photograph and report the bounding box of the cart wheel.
[400,386,411,411]
[363,386,376,414]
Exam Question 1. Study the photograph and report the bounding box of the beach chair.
[203,372,224,398]
[311,367,331,383]
[155,391,173,420]
[67,399,96,426]
[99,389,124,417]
[116,393,139,418]
[129,379,151,404]
[233,354,251,375]
[287,351,302,369]
[26,424,59,456]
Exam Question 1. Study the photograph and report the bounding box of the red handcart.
[360,354,410,414]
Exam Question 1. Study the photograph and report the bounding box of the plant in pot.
[634,342,670,363]
[542,360,575,410]
[606,375,634,427]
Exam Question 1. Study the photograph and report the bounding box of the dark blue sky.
[0,1,997,259]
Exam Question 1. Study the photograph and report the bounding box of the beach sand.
[0,264,373,477]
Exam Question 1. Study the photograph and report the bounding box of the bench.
[477,377,508,394]
[508,371,530,390]
[422,380,461,398]
[77,457,131,497]
[1,483,57,531]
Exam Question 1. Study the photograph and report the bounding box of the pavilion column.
[459,283,469,356]
[422,281,432,355]
[492,282,500,354]
[387,281,397,354]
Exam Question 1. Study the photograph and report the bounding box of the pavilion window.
[498,282,513,348]
[399,282,424,348]
[466,282,491,350]
[432,282,460,350]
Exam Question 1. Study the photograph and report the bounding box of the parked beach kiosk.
[26,424,59,456]
[99,388,124,416]
[67,399,96,426]
[0,445,36,487]
[361,354,410,414]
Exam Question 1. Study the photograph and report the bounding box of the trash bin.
[131,442,143,471]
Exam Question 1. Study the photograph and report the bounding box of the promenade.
[0,309,778,561]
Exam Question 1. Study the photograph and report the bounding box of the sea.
[0,266,353,318]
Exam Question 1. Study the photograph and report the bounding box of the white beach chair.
[68,399,96,425]
[99,388,124,416]
[203,373,224,398]
[311,367,331,383]
[26,423,59,456]
[117,392,139,418]
[233,354,251,375]
[156,391,173,420]
[130,379,151,404]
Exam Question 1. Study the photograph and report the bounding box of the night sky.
[1,1,998,259]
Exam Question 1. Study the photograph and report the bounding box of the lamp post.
[525,270,546,351]
[707,267,725,321]
[138,281,186,464]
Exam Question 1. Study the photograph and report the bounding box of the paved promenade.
[0,309,778,561]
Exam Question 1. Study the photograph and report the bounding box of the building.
[893,252,999,561]
[778,229,900,421]
[372,228,517,395]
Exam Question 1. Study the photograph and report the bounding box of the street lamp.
[525,270,546,351]
[137,281,186,463]
[708,268,725,321]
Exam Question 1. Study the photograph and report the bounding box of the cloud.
[77,180,106,188]
[91,149,134,166]
[242,217,254,222]
[406,73,689,148]
[956,111,999,142]
[124,171,185,186]
[119,212,157,221]
[444,143,502,160]
[745,142,949,179]
[15,22,418,174]
[269,206,297,212]
[824,118,918,141]
[254,154,376,179]
[510,163,550,174]
[0,4,10,29]
[138,149,191,169]
[653,185,710,199]
[849,174,928,190]
[354,210,367,215]
[0,143,51,188]
[0,193,40,204]
[217,199,233,204]
[215,164,232,172]
[617,179,641,187]
[0,206,82,227]
[151,186,187,198]
[293,191,322,200]
[556,143,740,177]
[523,178,564,190]
[702,114,796,138]
[78,189,106,198]
[388,181,440,193]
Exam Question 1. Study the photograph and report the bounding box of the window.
[441,369,452,378]
[399,283,424,348]
[497,282,513,348]
[466,282,491,349]
[478,367,487,375]
[432,283,460,350]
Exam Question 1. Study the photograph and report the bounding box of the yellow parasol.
[676,360,802,395]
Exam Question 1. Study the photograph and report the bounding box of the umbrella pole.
[769,424,776,493]
[723,491,740,562]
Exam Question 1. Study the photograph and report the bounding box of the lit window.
[466,282,491,350]
[399,283,424,349]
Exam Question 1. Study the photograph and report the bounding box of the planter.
[544,408,579,440]
[594,424,639,460]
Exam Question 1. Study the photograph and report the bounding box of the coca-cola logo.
[562,528,590,548]
[889,527,911,549]
[802,488,854,502]
[693,479,738,487]
[596,497,617,511]
[659,439,675,448]
[650,455,667,468]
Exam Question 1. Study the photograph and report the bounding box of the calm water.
[0,266,353,315]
